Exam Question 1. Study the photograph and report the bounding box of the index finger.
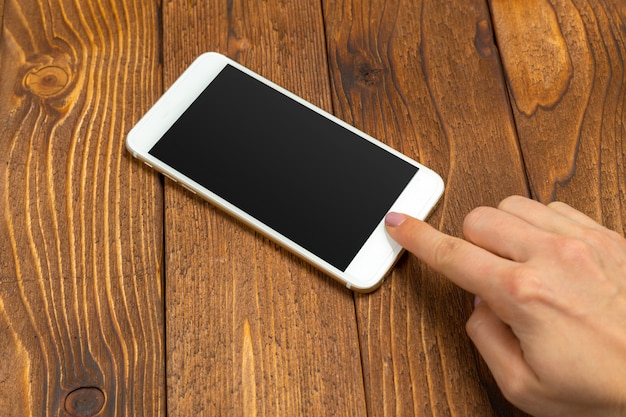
[385,212,513,299]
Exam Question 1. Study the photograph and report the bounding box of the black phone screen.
[149,64,418,271]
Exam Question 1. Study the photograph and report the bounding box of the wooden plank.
[322,0,530,415]
[162,1,367,415]
[0,1,164,415]
[490,0,626,232]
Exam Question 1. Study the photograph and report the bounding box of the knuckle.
[585,229,626,257]
[503,265,546,304]
[551,232,626,282]
[431,235,465,268]
[465,308,488,339]
[587,229,626,266]
[499,373,534,407]
[552,235,597,266]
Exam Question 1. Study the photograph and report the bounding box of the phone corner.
[347,277,386,293]
[124,133,138,158]
[200,51,229,63]
[434,173,445,195]
[342,264,393,293]
[200,51,219,59]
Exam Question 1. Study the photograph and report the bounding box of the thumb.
[467,302,540,409]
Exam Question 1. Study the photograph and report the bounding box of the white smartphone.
[126,52,444,292]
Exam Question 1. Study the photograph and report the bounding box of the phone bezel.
[126,52,444,292]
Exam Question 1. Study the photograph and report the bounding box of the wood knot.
[25,65,70,97]
[474,20,494,57]
[355,62,383,86]
[64,387,105,417]
[227,31,251,60]
[490,0,574,115]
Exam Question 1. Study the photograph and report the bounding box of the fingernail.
[474,295,482,308]
[385,212,406,227]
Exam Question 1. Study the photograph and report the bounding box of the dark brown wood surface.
[0,0,164,416]
[0,0,623,416]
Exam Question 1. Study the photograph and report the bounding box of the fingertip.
[385,212,407,228]
[384,212,427,250]
[474,295,483,308]
[465,300,494,341]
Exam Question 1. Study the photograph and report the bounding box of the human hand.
[385,196,626,417]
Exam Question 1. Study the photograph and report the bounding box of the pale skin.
[385,195,626,417]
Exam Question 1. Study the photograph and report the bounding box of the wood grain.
[491,0,626,231]
[0,0,164,415]
[2,0,624,415]
[323,0,530,415]
[162,1,367,415]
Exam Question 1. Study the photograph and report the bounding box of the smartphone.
[126,52,444,292]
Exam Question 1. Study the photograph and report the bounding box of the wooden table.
[1,0,624,415]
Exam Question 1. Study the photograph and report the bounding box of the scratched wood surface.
[0,0,624,416]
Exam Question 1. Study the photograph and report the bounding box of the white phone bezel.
[127,52,444,292]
